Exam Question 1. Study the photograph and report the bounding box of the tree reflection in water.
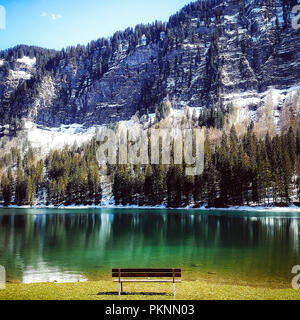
[0,208,299,285]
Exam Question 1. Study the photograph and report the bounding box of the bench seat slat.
[113,279,182,283]
[112,273,181,278]
[112,268,181,273]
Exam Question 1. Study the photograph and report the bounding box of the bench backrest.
[112,268,181,278]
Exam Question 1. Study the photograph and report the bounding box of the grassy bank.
[1,280,300,300]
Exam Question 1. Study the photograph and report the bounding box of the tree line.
[0,140,102,206]
[0,124,299,208]
[111,125,300,208]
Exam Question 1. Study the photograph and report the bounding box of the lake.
[0,208,299,288]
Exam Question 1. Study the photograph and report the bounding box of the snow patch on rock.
[16,56,36,67]
[10,69,32,80]
[25,121,97,153]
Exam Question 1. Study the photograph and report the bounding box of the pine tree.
[272,135,283,204]
[238,142,251,205]
[26,175,35,206]
[79,160,88,203]
[152,164,166,205]
[88,162,101,204]
[217,133,230,205]
[15,164,26,206]
[1,174,12,206]
[144,165,154,205]
[112,165,122,206]
[282,149,292,204]
[194,174,204,206]
[287,127,297,170]
[229,126,239,204]
[166,164,184,208]
[203,138,217,207]
[155,100,171,122]
[57,176,66,204]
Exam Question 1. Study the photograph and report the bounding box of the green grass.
[1,280,300,300]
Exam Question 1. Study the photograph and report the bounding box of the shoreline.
[1,279,299,300]
[4,271,293,290]
[1,203,300,212]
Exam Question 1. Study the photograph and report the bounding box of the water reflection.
[22,260,87,284]
[0,209,299,285]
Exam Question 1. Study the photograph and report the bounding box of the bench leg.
[119,282,123,296]
[173,283,176,297]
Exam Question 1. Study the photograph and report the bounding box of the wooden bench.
[112,268,182,296]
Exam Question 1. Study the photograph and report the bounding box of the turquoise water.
[0,208,299,287]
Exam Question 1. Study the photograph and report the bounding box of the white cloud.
[50,13,63,20]
[41,12,63,21]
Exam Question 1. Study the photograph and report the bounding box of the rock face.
[0,0,300,127]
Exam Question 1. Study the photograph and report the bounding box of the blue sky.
[0,0,192,51]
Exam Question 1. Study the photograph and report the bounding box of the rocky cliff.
[0,0,300,128]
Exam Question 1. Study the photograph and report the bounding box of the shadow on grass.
[97,292,170,296]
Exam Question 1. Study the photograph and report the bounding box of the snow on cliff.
[16,56,36,67]
[25,121,97,153]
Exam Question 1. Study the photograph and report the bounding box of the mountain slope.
[0,0,300,129]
